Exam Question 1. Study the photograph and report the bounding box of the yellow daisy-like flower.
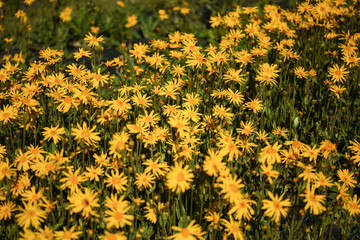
[67,188,100,219]
[343,194,360,217]
[327,64,349,83]
[135,172,155,190]
[259,142,282,165]
[169,220,205,240]
[262,191,291,223]
[301,185,326,215]
[42,125,65,144]
[71,121,101,147]
[16,203,46,229]
[166,162,194,193]
[84,32,104,48]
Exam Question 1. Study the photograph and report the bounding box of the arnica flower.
[105,170,128,193]
[67,188,100,219]
[343,194,360,217]
[42,125,65,144]
[260,164,279,184]
[105,201,134,229]
[259,142,282,165]
[337,169,357,188]
[16,203,46,229]
[135,172,155,190]
[301,185,326,215]
[71,121,101,147]
[203,149,225,177]
[221,216,244,240]
[125,15,138,28]
[54,225,82,240]
[84,32,104,48]
[169,220,205,240]
[59,7,72,22]
[99,231,127,240]
[229,195,256,221]
[166,162,194,193]
[143,158,169,177]
[219,174,244,204]
[262,191,291,223]
[327,64,349,83]
[0,104,18,124]
[0,201,16,220]
[144,203,157,223]
[109,132,129,158]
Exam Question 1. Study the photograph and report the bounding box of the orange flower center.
[64,231,72,239]
[27,209,36,218]
[181,228,190,237]
[266,147,276,155]
[350,203,359,210]
[229,184,238,193]
[64,97,72,104]
[45,163,55,171]
[112,177,121,185]
[309,194,317,203]
[74,69,81,75]
[177,172,185,182]
[19,156,27,163]
[81,131,90,138]
[114,212,123,220]
[2,112,10,119]
[70,176,78,184]
[273,201,281,210]
[335,70,342,76]
[95,75,102,81]
[176,122,184,129]
[82,198,90,207]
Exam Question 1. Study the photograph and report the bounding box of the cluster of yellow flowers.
[0,0,360,239]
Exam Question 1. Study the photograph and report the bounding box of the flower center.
[181,228,190,237]
[177,172,185,182]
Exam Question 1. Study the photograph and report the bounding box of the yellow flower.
[262,191,291,223]
[42,125,65,144]
[59,7,72,22]
[60,168,86,193]
[54,225,82,240]
[135,172,155,190]
[260,164,279,184]
[125,15,138,28]
[301,185,326,215]
[203,149,225,177]
[169,220,205,240]
[144,203,157,223]
[337,169,357,188]
[328,64,349,83]
[343,194,360,217]
[67,188,100,219]
[229,195,256,221]
[84,32,104,48]
[99,231,127,240]
[105,170,128,193]
[0,104,17,124]
[143,158,169,177]
[71,121,101,147]
[259,142,282,165]
[16,203,46,229]
[0,201,16,220]
[166,162,194,193]
[221,216,244,240]
[105,199,133,229]
[219,174,244,204]
[109,132,129,158]
[90,68,109,89]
